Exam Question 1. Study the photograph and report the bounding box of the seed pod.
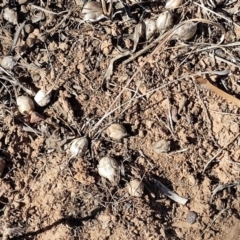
[107,123,128,141]
[165,0,183,9]
[16,96,35,115]
[34,89,51,107]
[153,140,171,153]
[70,137,89,157]
[82,1,103,21]
[143,19,157,40]
[98,157,120,184]
[156,11,174,32]
[127,179,144,197]
[0,56,17,70]
[3,7,18,25]
[174,22,197,41]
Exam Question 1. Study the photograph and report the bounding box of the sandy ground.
[0,0,240,239]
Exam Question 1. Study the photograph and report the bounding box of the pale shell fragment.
[34,90,51,107]
[127,179,144,197]
[143,19,157,40]
[16,96,35,115]
[165,0,183,9]
[153,140,171,153]
[0,56,17,70]
[70,137,89,157]
[174,22,197,41]
[156,11,174,32]
[98,157,120,184]
[3,7,18,25]
[82,1,103,21]
[107,123,128,140]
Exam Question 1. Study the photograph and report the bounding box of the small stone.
[153,140,171,153]
[186,211,197,224]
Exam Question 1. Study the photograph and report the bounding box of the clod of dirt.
[165,0,183,9]
[0,56,17,70]
[3,7,18,25]
[174,22,198,41]
[156,11,174,32]
[153,140,171,153]
[17,96,35,115]
[34,89,52,107]
[70,137,89,157]
[82,1,103,21]
[127,179,144,197]
[107,123,128,140]
[0,158,5,177]
[186,211,198,224]
[98,157,120,184]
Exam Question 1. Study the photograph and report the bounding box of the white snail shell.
[165,0,183,9]
[107,123,128,140]
[143,19,157,40]
[82,2,103,21]
[174,22,197,41]
[156,11,174,32]
[98,157,120,184]
[34,90,51,107]
[17,96,35,115]
[70,137,89,157]
[0,56,17,70]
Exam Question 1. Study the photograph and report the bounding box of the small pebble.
[186,211,197,224]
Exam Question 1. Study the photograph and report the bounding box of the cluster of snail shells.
[17,90,51,115]
[69,123,144,197]
[143,0,197,41]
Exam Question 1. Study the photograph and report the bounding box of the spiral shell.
[173,22,197,41]
[156,11,174,32]
[98,157,120,184]
[82,2,103,21]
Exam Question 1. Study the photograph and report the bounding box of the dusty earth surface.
[1,0,240,239]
